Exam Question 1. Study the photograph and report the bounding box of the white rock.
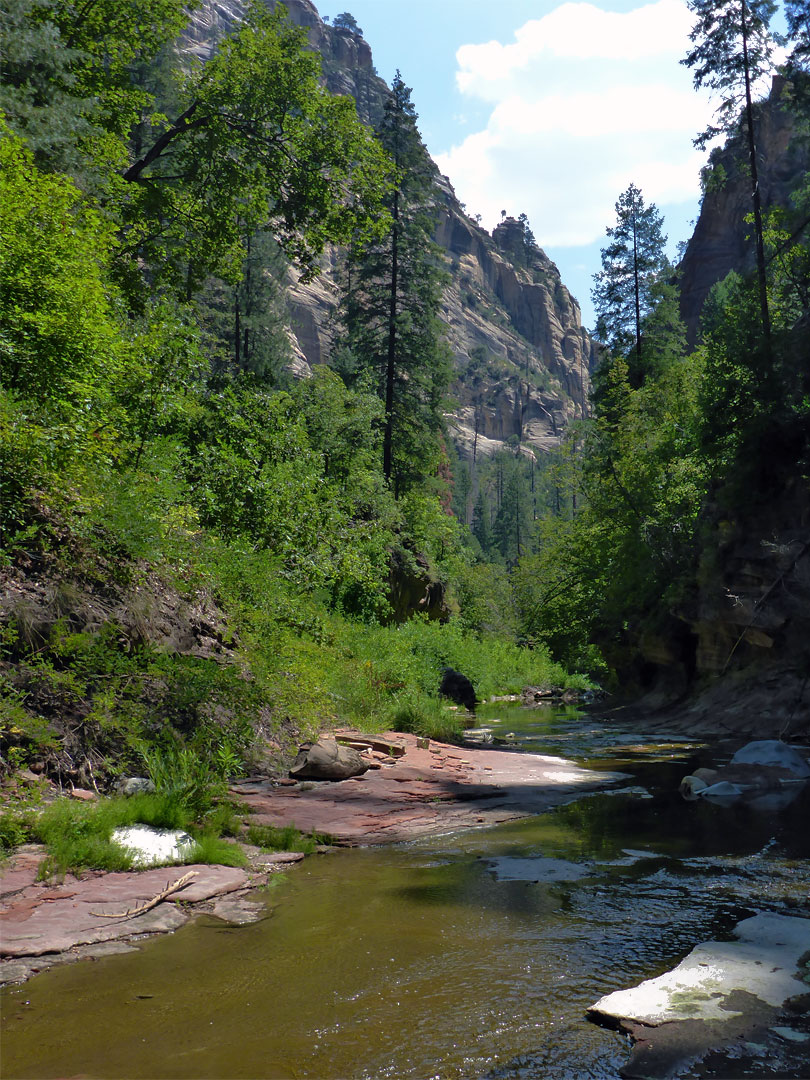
[700,781,747,799]
[590,913,810,1026]
[111,825,197,868]
[730,740,810,778]
[772,1026,810,1043]
[679,774,708,798]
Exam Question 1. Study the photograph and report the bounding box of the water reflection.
[2,704,808,1080]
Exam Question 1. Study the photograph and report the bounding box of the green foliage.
[122,3,391,295]
[682,0,778,149]
[139,744,227,820]
[0,804,34,853]
[183,833,247,868]
[0,0,188,173]
[34,799,136,878]
[591,183,668,377]
[0,0,591,818]
[183,379,395,619]
[29,793,248,878]
[515,341,707,674]
[332,12,362,36]
[339,72,452,496]
[784,0,810,71]
[245,823,325,855]
[0,129,125,533]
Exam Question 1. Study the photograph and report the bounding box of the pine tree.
[340,72,451,497]
[682,0,779,343]
[471,490,494,557]
[591,183,667,383]
[785,0,810,71]
[197,228,291,383]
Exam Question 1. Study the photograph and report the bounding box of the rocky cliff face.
[679,76,810,343]
[183,0,598,460]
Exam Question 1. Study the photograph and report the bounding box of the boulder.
[729,739,810,778]
[439,668,476,711]
[289,738,369,781]
[680,740,810,801]
[110,826,196,868]
[588,913,810,1078]
[115,777,156,796]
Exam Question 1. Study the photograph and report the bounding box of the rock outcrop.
[182,0,598,460]
[679,75,810,343]
[632,477,810,737]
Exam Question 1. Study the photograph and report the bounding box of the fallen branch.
[90,871,198,920]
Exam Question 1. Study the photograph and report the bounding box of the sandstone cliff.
[679,75,810,343]
[183,0,598,461]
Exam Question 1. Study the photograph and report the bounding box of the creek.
[2,704,809,1079]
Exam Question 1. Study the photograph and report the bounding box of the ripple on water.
[2,705,808,1080]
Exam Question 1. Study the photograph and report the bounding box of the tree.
[471,490,494,557]
[340,72,451,497]
[1,2,390,303]
[492,454,532,565]
[196,228,291,383]
[784,0,810,71]
[0,0,96,171]
[682,0,779,344]
[0,0,189,173]
[591,183,667,381]
[333,12,363,36]
[119,4,390,297]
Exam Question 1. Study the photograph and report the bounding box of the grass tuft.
[245,822,327,855]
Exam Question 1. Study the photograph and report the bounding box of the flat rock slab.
[589,913,810,1078]
[0,861,248,962]
[233,729,622,845]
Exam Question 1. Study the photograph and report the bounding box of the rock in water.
[729,739,810,777]
[289,738,368,781]
[439,668,476,711]
[679,740,810,802]
[588,913,810,1077]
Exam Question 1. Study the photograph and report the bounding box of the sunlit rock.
[729,739,810,777]
[289,737,368,781]
[589,912,810,1026]
[110,826,196,868]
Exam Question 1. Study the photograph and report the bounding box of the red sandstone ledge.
[0,731,620,985]
[232,729,621,844]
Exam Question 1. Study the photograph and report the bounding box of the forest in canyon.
[0,0,809,855]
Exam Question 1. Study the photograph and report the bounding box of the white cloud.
[437,0,721,248]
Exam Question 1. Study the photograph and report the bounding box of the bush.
[246,823,326,854]
[30,792,250,878]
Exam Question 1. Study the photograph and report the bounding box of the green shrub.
[29,792,249,878]
[246,823,326,854]
[0,806,35,854]
[185,833,247,867]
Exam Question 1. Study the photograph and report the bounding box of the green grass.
[16,792,250,879]
[184,832,248,867]
[245,823,328,855]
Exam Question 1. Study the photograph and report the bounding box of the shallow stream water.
[3,705,809,1079]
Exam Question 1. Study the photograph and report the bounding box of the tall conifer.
[682,0,778,344]
[340,72,451,497]
[591,183,667,382]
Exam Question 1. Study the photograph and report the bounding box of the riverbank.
[595,661,810,743]
[0,728,621,987]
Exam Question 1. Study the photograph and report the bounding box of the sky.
[316,0,785,330]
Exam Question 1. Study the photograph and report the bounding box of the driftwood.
[90,870,198,920]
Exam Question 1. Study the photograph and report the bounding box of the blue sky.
[317,0,785,330]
